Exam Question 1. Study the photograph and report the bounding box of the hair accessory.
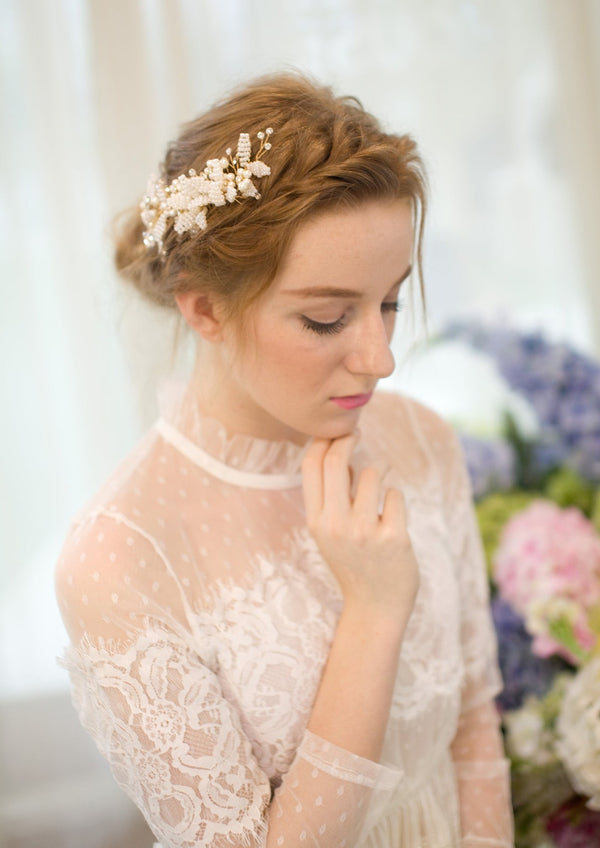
[140,128,274,255]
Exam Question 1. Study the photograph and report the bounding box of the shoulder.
[55,509,157,583]
[368,389,460,454]
[54,509,165,643]
[363,389,467,496]
[365,391,476,528]
[72,425,168,521]
[58,421,185,579]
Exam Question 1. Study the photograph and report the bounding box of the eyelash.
[301,300,403,336]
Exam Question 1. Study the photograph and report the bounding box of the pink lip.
[330,391,373,410]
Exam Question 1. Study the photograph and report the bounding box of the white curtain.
[1,0,599,699]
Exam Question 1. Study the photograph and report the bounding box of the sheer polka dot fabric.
[56,389,513,847]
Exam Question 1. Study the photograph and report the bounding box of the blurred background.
[1,1,599,845]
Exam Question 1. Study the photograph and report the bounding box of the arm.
[56,487,413,848]
[61,625,397,848]
[451,700,513,848]
[302,433,419,763]
[445,434,514,847]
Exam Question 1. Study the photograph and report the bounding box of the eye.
[381,298,404,314]
[301,314,347,336]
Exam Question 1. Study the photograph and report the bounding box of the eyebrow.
[282,265,413,299]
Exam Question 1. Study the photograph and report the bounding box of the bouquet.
[444,323,600,847]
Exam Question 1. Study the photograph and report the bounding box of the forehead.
[271,198,414,296]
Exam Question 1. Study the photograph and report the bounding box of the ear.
[174,291,225,342]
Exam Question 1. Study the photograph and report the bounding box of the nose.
[344,314,395,378]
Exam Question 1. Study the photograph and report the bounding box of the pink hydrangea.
[493,500,600,661]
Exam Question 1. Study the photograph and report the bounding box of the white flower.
[504,698,556,766]
[556,657,600,810]
[140,129,274,254]
[141,703,186,753]
[237,178,254,195]
[194,210,207,230]
[249,160,271,178]
[236,132,252,165]
[527,596,580,637]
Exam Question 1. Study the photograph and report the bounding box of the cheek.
[245,336,308,386]
[274,346,329,384]
[266,329,326,365]
[286,339,344,383]
[249,323,345,388]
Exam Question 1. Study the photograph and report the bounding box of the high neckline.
[157,381,307,482]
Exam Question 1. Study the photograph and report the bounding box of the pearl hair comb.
[140,128,274,256]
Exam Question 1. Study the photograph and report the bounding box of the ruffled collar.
[156,381,307,486]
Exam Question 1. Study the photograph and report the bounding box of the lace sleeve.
[56,514,403,848]
[444,434,514,847]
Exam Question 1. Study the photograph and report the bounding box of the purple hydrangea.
[492,597,571,711]
[445,323,600,484]
[459,433,517,500]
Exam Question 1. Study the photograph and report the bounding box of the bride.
[55,72,513,847]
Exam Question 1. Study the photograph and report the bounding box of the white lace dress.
[55,389,513,848]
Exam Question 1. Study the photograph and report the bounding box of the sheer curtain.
[0,0,598,842]
[2,0,600,694]
[2,0,599,695]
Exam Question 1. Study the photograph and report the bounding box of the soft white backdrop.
[1,0,599,698]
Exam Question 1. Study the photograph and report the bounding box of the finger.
[321,432,359,510]
[301,438,330,518]
[380,486,407,532]
[352,466,383,524]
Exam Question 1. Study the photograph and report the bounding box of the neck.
[184,342,309,445]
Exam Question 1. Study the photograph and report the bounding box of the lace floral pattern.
[63,631,271,847]
[194,546,341,779]
[56,390,513,847]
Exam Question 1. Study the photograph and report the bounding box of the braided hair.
[114,72,427,325]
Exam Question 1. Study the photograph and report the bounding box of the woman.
[55,73,513,847]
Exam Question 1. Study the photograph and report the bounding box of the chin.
[282,406,364,444]
[311,416,361,442]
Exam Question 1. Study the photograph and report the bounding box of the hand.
[302,433,419,620]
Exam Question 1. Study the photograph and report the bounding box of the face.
[209,198,414,444]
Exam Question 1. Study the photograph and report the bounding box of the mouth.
[330,391,374,410]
